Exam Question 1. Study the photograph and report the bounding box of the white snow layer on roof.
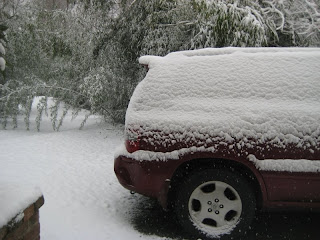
[0,182,42,228]
[123,47,320,164]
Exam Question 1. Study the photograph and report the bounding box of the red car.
[114,47,320,239]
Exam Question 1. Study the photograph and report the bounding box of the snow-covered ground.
[0,99,166,240]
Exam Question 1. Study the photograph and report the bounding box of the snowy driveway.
[0,105,319,240]
[0,106,166,240]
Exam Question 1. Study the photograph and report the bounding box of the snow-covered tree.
[0,0,15,80]
[0,0,123,129]
[277,0,320,46]
[0,24,7,74]
[0,0,16,117]
[186,0,274,48]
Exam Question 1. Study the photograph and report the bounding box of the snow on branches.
[0,25,7,72]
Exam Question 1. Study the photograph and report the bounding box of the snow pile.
[121,47,320,163]
[0,182,42,227]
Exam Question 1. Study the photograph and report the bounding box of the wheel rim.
[188,181,242,237]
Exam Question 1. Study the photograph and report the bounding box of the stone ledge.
[0,196,44,240]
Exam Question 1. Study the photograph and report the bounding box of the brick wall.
[0,196,44,240]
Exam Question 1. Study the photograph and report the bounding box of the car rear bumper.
[114,155,178,209]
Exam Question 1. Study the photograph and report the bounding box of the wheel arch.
[167,158,264,210]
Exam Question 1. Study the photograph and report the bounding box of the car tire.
[175,168,256,239]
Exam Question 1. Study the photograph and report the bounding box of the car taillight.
[125,129,140,153]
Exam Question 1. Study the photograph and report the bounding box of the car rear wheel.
[175,168,256,239]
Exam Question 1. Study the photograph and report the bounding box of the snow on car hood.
[123,47,320,162]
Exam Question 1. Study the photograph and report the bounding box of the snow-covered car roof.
[139,47,318,66]
[127,47,320,154]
